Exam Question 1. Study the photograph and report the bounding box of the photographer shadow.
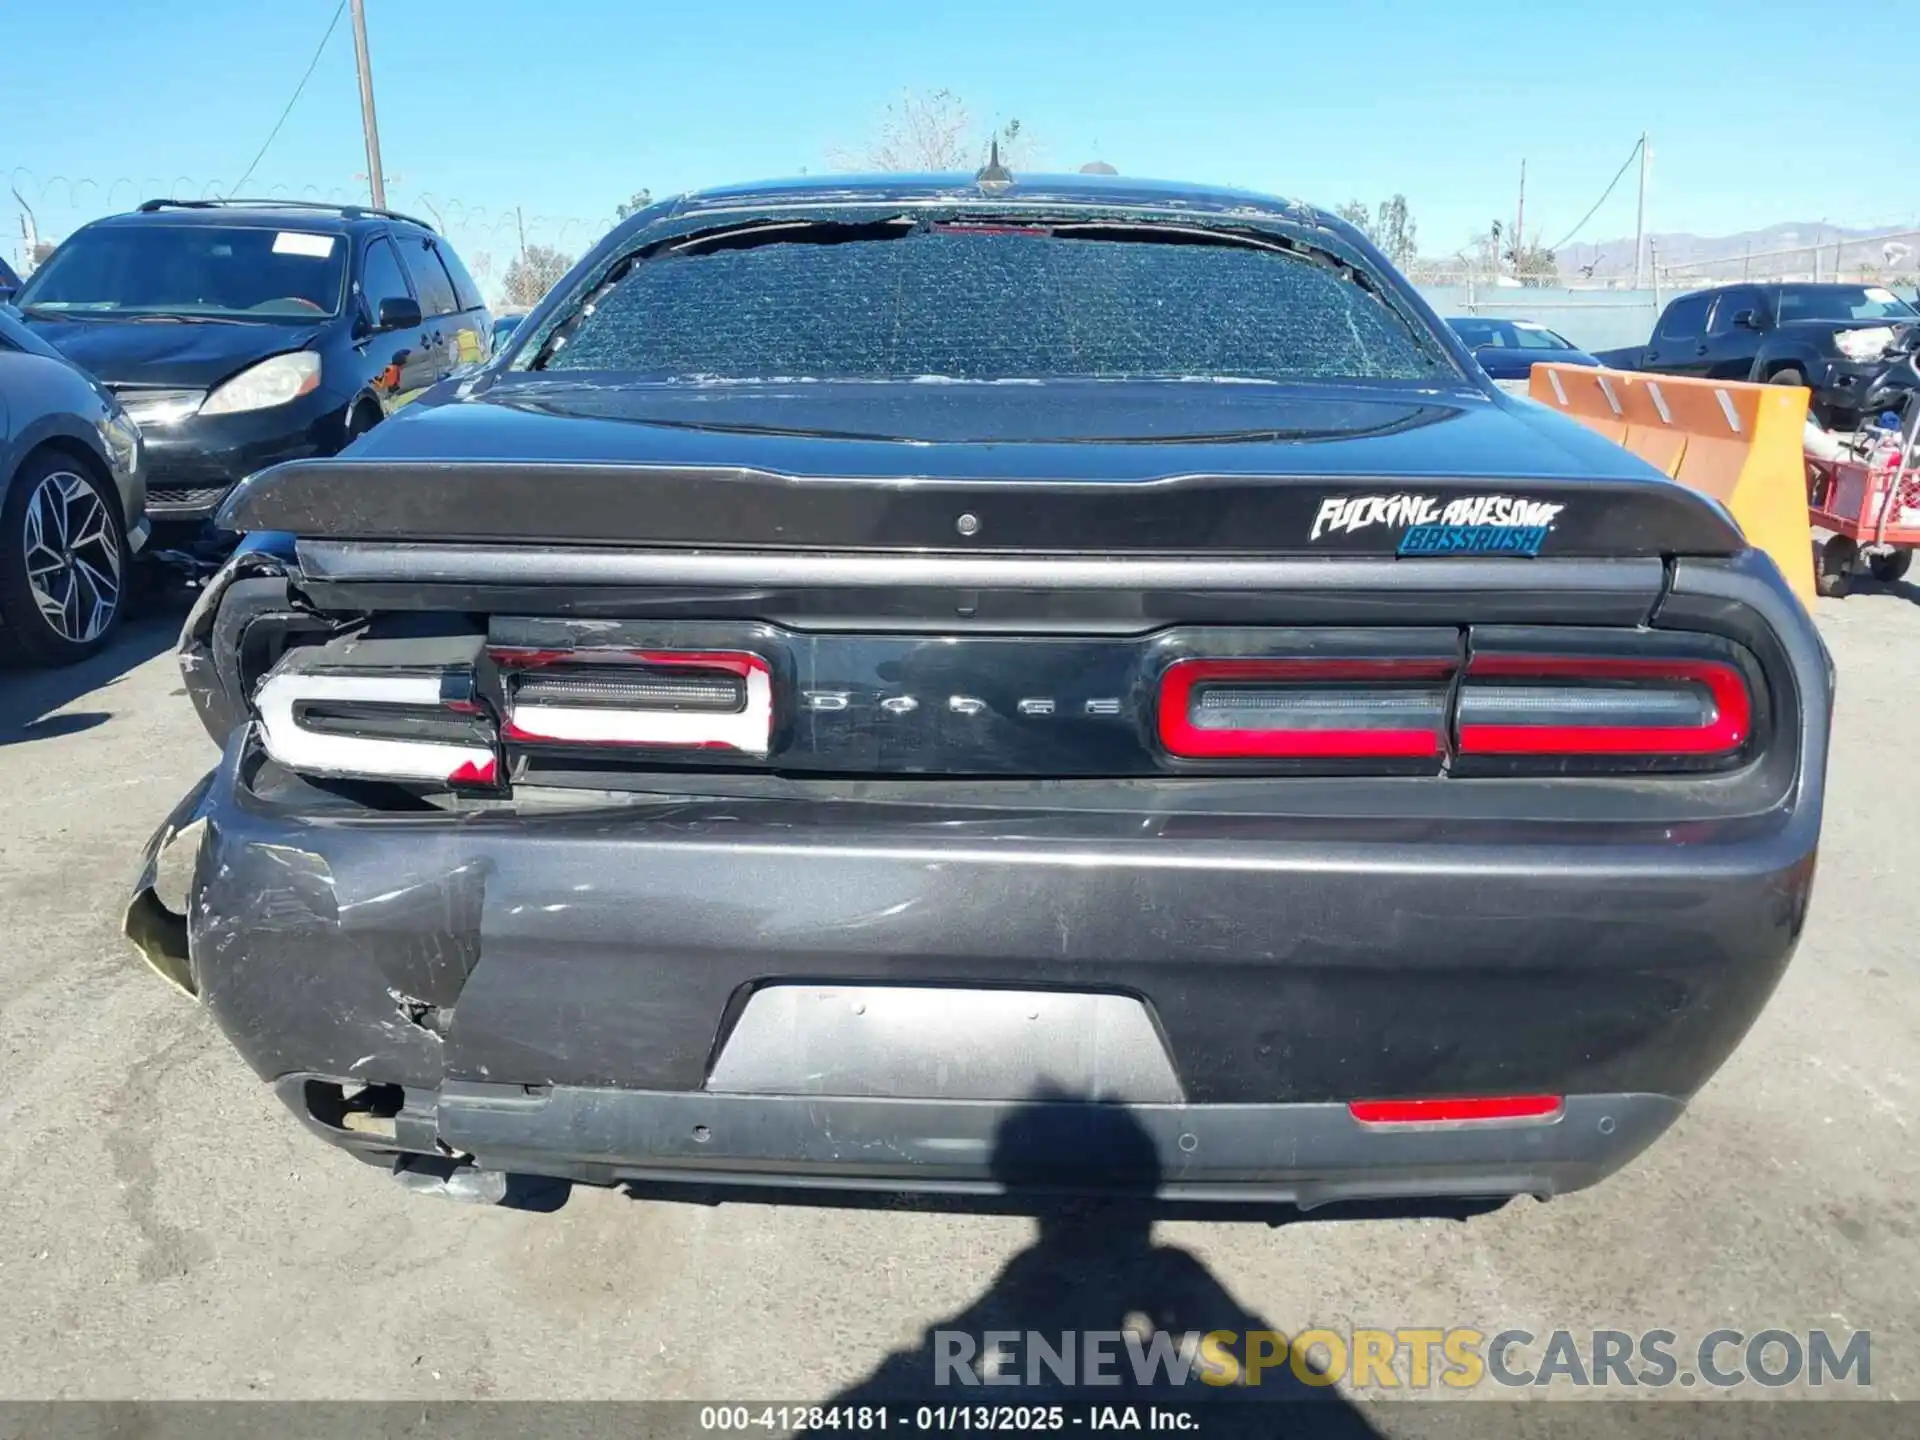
[805,1087,1396,1435]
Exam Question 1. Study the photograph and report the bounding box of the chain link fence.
[1653,229,1920,290]
[1414,283,1660,355]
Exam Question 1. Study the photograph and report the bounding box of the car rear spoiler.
[217,459,1747,559]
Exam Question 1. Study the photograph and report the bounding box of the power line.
[1546,135,1645,254]
[228,0,348,198]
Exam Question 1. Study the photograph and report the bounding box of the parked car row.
[0,197,494,662]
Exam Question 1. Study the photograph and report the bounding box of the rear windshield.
[541,225,1448,383]
[1775,285,1918,324]
[18,223,347,320]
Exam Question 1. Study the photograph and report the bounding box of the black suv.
[1620,282,1919,426]
[13,200,492,559]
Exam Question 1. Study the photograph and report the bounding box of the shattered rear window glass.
[544,228,1445,382]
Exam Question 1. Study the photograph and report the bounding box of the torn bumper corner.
[124,770,217,998]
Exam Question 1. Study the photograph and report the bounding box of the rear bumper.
[130,730,1816,1202]
[288,1081,1683,1206]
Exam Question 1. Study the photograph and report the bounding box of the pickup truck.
[1597,282,1919,426]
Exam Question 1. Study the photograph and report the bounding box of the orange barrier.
[1527,363,1816,606]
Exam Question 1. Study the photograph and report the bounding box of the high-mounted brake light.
[1349,1095,1564,1126]
[499,650,774,756]
[1157,657,1454,760]
[254,671,498,784]
[1456,656,1751,757]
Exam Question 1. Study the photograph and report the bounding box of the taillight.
[498,650,774,756]
[1157,657,1453,760]
[1457,655,1751,759]
[255,670,498,784]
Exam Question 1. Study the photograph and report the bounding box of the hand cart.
[1807,402,1920,596]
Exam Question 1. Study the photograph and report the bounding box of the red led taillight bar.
[1157,657,1455,760]
[1455,655,1751,758]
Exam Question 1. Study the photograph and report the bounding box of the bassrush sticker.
[1309,493,1565,557]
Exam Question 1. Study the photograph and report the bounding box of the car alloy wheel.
[23,468,122,644]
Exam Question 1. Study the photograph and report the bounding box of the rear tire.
[0,451,130,666]
[1817,536,1858,598]
[1769,367,1807,389]
[1869,548,1913,584]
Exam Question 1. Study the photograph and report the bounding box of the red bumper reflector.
[1157,657,1453,760]
[1348,1095,1564,1125]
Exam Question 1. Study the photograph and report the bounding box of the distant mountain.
[1557,222,1898,280]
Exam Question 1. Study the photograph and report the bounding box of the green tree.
[1334,196,1419,269]
[614,189,653,221]
[1373,196,1418,268]
[1508,241,1559,288]
[502,244,575,307]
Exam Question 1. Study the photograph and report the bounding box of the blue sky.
[7,0,1914,276]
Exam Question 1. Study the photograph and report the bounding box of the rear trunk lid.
[222,378,1741,558]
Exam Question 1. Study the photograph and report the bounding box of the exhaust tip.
[390,1155,572,1211]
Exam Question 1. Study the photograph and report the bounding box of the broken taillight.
[497,650,774,756]
[254,670,499,785]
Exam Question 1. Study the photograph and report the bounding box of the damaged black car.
[130,171,1830,1209]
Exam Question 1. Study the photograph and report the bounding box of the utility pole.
[1514,158,1527,271]
[350,0,387,209]
[1631,132,1650,290]
[1743,241,1752,281]
[11,188,38,274]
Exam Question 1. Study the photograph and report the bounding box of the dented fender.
[124,767,218,997]
[132,736,488,1090]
